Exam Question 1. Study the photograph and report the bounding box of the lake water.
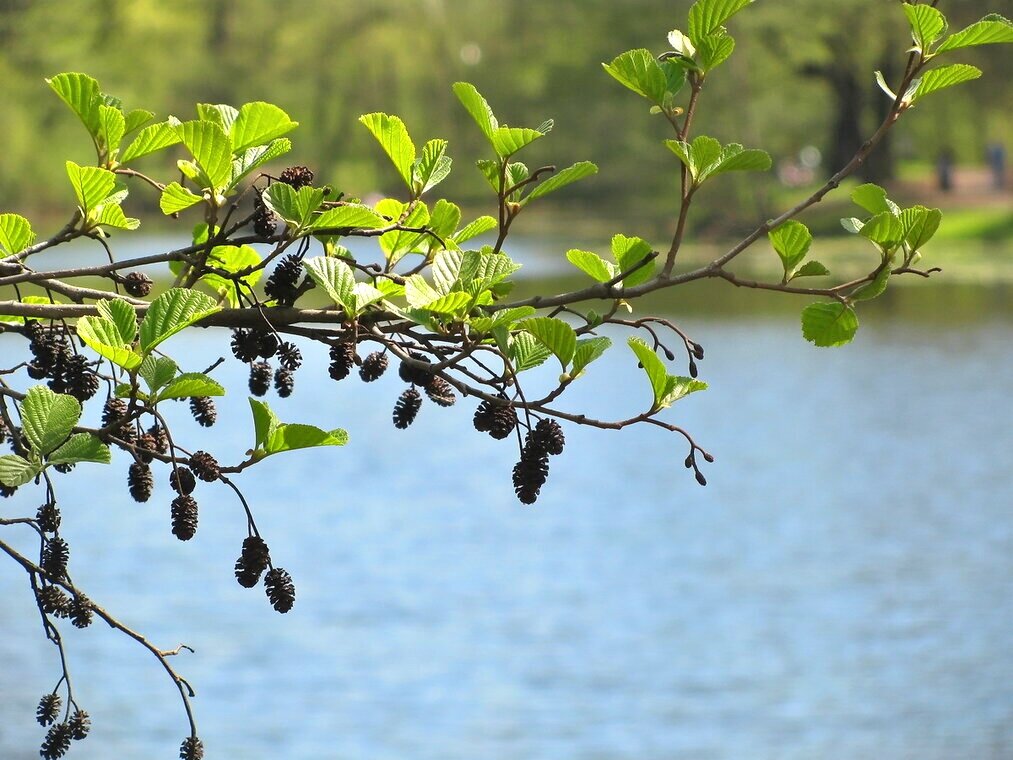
[1,263,1011,758]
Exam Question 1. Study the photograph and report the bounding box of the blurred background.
[0,1,1011,758]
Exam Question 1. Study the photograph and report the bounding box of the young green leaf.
[523,161,598,203]
[96,298,138,344]
[359,112,416,189]
[0,214,35,256]
[21,386,81,455]
[94,203,140,231]
[571,336,612,377]
[611,234,655,287]
[47,433,111,466]
[198,244,263,308]
[249,398,281,451]
[309,204,387,231]
[138,288,221,353]
[659,376,708,408]
[264,184,325,230]
[98,104,126,156]
[266,424,348,456]
[520,317,577,369]
[790,261,830,280]
[509,331,552,372]
[0,454,40,487]
[77,315,142,370]
[230,138,293,188]
[902,206,942,252]
[197,103,240,133]
[451,82,498,144]
[936,14,1013,53]
[602,49,667,104]
[492,126,545,158]
[302,256,356,313]
[231,102,298,153]
[123,108,154,135]
[120,121,183,164]
[176,119,233,189]
[157,373,225,401]
[453,216,497,244]
[65,161,117,214]
[688,0,753,44]
[158,183,202,216]
[413,138,452,195]
[566,249,616,283]
[768,220,812,274]
[852,267,890,302]
[801,302,859,347]
[139,355,178,394]
[903,4,948,53]
[47,72,102,137]
[696,30,736,71]
[628,337,670,410]
[912,64,982,101]
[859,212,905,249]
[851,183,899,216]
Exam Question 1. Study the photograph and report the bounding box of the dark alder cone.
[277,341,302,371]
[474,399,517,440]
[189,451,220,482]
[274,368,294,398]
[264,567,296,613]
[38,585,71,617]
[359,351,388,382]
[136,432,158,463]
[69,593,93,629]
[256,330,279,359]
[101,398,128,428]
[1,484,17,498]
[40,722,73,760]
[27,362,48,379]
[234,536,271,588]
[252,189,278,237]
[54,463,75,474]
[695,470,708,487]
[36,693,61,726]
[230,329,261,363]
[533,418,565,456]
[128,461,154,503]
[425,376,457,407]
[168,466,196,495]
[278,165,314,189]
[512,445,550,505]
[189,396,217,427]
[392,387,422,429]
[37,502,62,533]
[328,341,356,382]
[398,352,433,387]
[68,710,90,741]
[264,253,303,306]
[122,271,153,297]
[692,343,705,361]
[62,354,99,402]
[179,736,205,760]
[42,537,69,581]
[171,495,199,541]
[147,424,169,455]
[249,361,272,396]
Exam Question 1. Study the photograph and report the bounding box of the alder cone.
[171,495,199,541]
[425,376,457,407]
[68,593,93,629]
[249,361,272,396]
[328,342,356,382]
[393,387,422,429]
[189,396,217,427]
[474,399,517,440]
[264,567,296,613]
[128,461,154,502]
[36,693,61,726]
[38,585,71,617]
[359,351,388,382]
[189,451,220,482]
[122,271,153,297]
[168,466,196,495]
[68,710,90,741]
[278,341,302,371]
[40,721,72,760]
[42,537,69,581]
[179,736,205,760]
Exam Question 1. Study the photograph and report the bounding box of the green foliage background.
[1,0,1008,232]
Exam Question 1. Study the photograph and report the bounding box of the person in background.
[986,142,1006,191]
[936,147,955,193]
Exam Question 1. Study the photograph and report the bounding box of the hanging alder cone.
[62,354,99,402]
[234,536,271,588]
[512,440,550,505]
[37,502,61,533]
[277,341,302,371]
[147,424,169,454]
[274,368,294,397]
[264,567,296,613]
[398,352,433,387]
[38,585,71,617]
[122,271,153,297]
[533,418,565,456]
[136,432,158,463]
[252,189,277,237]
[473,398,517,440]
[359,351,388,382]
[128,461,154,502]
[36,693,61,726]
[41,537,69,580]
[68,593,93,629]
[68,710,91,741]
[168,466,196,495]
[256,331,279,359]
[230,329,261,363]
[171,495,199,541]
[189,451,220,482]
[40,721,72,759]
[179,736,205,760]
[264,253,303,306]
[278,165,314,188]
[249,361,272,396]
[393,387,422,429]
[425,376,456,407]
[328,342,356,381]
[189,396,217,427]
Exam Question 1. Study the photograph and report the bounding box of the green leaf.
[602,49,667,104]
[21,385,81,455]
[359,112,416,189]
[698,142,771,182]
[249,398,280,451]
[801,302,859,347]
[176,119,232,189]
[266,424,348,456]
[611,234,655,287]
[77,315,142,369]
[47,433,111,466]
[47,72,101,137]
[491,126,544,158]
[264,184,325,230]
[120,121,182,163]
[851,183,898,215]
[420,291,471,314]
[510,331,552,372]
[0,454,39,487]
[197,103,239,133]
[696,31,736,71]
[519,317,576,368]
[665,140,695,173]
[768,221,812,274]
[139,355,178,394]
[231,101,298,153]
[937,15,1013,53]
[158,373,225,401]
[453,216,496,244]
[571,336,612,377]
[139,288,221,353]
[123,108,154,135]
[852,267,890,302]
[912,64,982,101]
[426,199,462,247]
[159,182,203,215]
[0,213,35,256]
[452,82,498,144]
[688,0,753,43]
[199,244,263,307]
[404,274,442,309]
[413,138,452,195]
[659,377,708,408]
[97,298,138,344]
[377,200,429,262]
[903,4,948,53]
[524,161,598,203]
[628,337,670,410]
[302,256,356,313]
[65,161,116,213]
[310,204,387,231]
[791,260,830,280]
[469,306,536,333]
[431,249,468,294]
[566,249,616,283]
[98,104,126,156]
[860,212,905,249]
[230,138,292,188]
[95,203,140,230]
[902,206,942,251]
